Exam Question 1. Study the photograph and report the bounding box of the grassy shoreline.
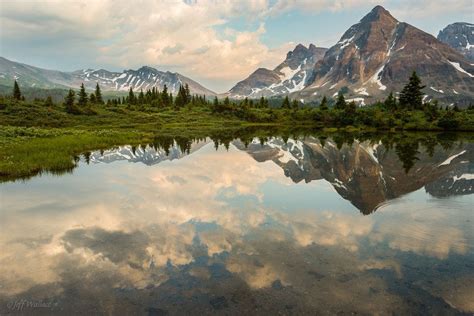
[1,98,473,181]
[2,124,474,182]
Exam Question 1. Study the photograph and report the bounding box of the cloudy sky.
[0,0,472,92]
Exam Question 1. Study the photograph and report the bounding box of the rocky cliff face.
[298,6,474,106]
[438,22,474,62]
[227,44,327,99]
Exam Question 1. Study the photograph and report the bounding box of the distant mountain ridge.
[0,57,216,96]
[437,22,474,62]
[227,44,327,99]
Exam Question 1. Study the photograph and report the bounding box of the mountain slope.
[0,57,216,95]
[0,57,73,89]
[227,44,327,99]
[437,22,474,62]
[298,6,474,106]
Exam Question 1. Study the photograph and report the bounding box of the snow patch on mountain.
[438,150,466,166]
[448,61,474,77]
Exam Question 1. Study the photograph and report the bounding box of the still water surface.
[0,135,473,314]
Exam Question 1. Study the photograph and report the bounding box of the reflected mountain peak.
[235,135,473,214]
[89,139,210,165]
[13,129,472,215]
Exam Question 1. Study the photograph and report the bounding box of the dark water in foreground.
[0,134,473,315]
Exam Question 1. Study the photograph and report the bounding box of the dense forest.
[1,72,473,131]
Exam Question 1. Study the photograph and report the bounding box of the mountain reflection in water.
[0,132,473,315]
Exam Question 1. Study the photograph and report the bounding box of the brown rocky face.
[299,6,474,107]
[227,44,327,99]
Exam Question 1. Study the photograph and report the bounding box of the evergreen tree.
[399,71,426,110]
[259,96,268,108]
[292,99,299,110]
[89,93,96,104]
[335,93,346,110]
[161,85,169,106]
[384,92,397,111]
[95,83,103,104]
[213,96,219,108]
[223,96,230,106]
[319,96,328,111]
[128,87,135,105]
[78,83,88,107]
[64,89,79,114]
[138,89,145,104]
[44,95,53,107]
[281,96,290,109]
[184,83,191,103]
[345,100,357,115]
[242,97,249,108]
[175,85,188,108]
[13,80,22,100]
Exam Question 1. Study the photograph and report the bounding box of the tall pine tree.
[184,83,191,104]
[161,85,169,106]
[335,93,346,110]
[95,83,103,104]
[292,99,299,110]
[78,83,88,107]
[384,92,397,111]
[319,96,328,111]
[64,89,79,114]
[281,96,290,109]
[13,80,22,100]
[128,87,135,104]
[399,71,425,110]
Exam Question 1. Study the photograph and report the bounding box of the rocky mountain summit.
[227,44,327,98]
[298,6,474,106]
[437,22,474,61]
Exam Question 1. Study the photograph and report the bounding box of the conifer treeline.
[106,83,210,109]
[9,71,472,118]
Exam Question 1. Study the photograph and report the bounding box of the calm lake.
[1,132,473,315]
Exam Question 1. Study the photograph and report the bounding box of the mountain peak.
[361,5,396,23]
[438,22,474,61]
[286,44,308,59]
[137,65,156,72]
[371,5,390,16]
